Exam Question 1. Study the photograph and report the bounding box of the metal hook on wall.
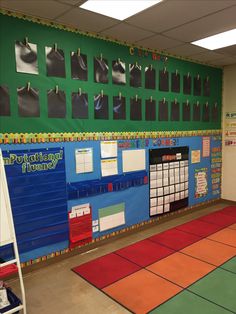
[27,82,30,92]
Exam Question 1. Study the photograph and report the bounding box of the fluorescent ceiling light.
[80,0,162,20]
[192,28,236,50]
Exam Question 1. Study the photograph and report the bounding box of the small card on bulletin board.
[75,148,93,174]
[101,158,118,176]
[191,150,201,164]
[101,141,117,158]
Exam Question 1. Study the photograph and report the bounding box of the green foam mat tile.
[220,257,236,274]
[188,268,236,313]
[149,290,232,314]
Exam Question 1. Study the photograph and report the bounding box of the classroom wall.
[222,64,236,201]
[0,12,223,266]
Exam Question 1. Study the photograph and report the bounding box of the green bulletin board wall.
[0,13,222,133]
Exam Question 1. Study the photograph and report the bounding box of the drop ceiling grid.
[0,0,236,65]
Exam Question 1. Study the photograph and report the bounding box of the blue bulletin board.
[0,133,222,262]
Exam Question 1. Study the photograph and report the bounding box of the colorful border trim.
[20,198,220,268]
[0,9,222,69]
[0,130,222,144]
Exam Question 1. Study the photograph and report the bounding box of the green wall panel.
[0,14,222,133]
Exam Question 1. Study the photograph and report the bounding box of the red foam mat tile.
[72,253,141,289]
[218,206,236,218]
[147,228,202,251]
[115,239,174,267]
[198,212,236,227]
[176,219,224,237]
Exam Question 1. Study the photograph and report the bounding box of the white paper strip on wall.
[0,179,13,245]
[0,151,14,246]
[101,140,117,158]
[101,158,118,177]
[122,149,146,173]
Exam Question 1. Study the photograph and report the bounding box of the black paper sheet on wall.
[193,103,200,121]
[171,72,180,93]
[159,70,169,91]
[194,76,201,96]
[145,66,156,89]
[94,57,109,84]
[112,60,126,85]
[46,46,66,78]
[71,52,88,81]
[15,40,38,75]
[171,101,180,121]
[203,77,210,97]
[158,100,168,121]
[94,94,108,119]
[72,92,88,119]
[129,64,141,88]
[203,103,210,122]
[130,97,142,120]
[145,99,156,121]
[47,89,66,118]
[17,86,40,117]
[113,96,126,120]
[0,86,10,116]
[183,75,191,94]
[212,103,218,122]
[183,102,191,121]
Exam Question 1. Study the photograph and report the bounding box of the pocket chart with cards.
[149,147,189,217]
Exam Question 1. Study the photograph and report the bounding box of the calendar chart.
[149,147,189,217]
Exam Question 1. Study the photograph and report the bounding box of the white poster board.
[0,150,13,246]
[122,149,146,173]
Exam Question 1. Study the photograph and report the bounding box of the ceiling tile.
[164,44,208,57]
[56,7,119,32]
[215,45,236,57]
[210,56,236,66]
[136,34,183,50]
[0,0,70,19]
[164,5,236,42]
[126,0,236,33]
[190,51,224,63]
[100,23,155,43]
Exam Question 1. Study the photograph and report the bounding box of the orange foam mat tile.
[207,228,236,248]
[228,223,236,230]
[146,252,215,288]
[181,238,236,266]
[103,269,182,314]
